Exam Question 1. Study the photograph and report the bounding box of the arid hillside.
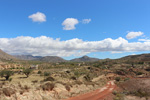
[0,52,150,100]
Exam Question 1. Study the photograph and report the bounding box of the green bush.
[44,72,50,76]
[37,70,42,74]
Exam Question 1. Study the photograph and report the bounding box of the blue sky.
[0,0,150,59]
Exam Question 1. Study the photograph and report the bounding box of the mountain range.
[13,55,100,62]
[1,49,150,63]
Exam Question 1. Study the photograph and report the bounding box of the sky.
[0,0,150,60]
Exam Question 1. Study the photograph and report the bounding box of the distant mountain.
[120,53,150,61]
[70,56,100,62]
[14,55,42,60]
[14,55,66,62]
[0,49,17,61]
[39,56,66,63]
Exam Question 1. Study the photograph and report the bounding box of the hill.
[70,56,100,62]
[39,56,66,63]
[120,53,150,61]
[14,55,42,60]
[0,49,17,61]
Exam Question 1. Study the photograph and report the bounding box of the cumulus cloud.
[126,31,143,39]
[82,19,91,24]
[1,36,150,57]
[62,18,79,30]
[28,12,46,22]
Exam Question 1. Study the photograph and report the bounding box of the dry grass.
[10,73,44,86]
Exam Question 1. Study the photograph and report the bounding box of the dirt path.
[65,80,116,100]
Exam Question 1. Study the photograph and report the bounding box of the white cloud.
[111,51,123,54]
[138,39,150,42]
[126,31,143,39]
[1,36,150,57]
[62,18,79,30]
[82,19,91,24]
[28,12,46,22]
[131,54,136,55]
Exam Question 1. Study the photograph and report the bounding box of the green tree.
[23,69,32,78]
[0,70,14,80]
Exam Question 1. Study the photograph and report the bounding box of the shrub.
[70,76,77,80]
[75,81,83,85]
[132,89,149,98]
[66,71,70,73]
[44,76,55,81]
[124,78,130,81]
[41,83,55,91]
[24,85,30,91]
[136,72,143,75]
[115,77,121,82]
[20,90,24,95]
[9,78,12,82]
[113,93,124,100]
[112,90,118,95]
[37,70,42,74]
[23,69,32,77]
[32,80,38,83]
[74,71,80,77]
[44,72,50,76]
[2,87,15,96]
[84,74,91,82]
[65,85,70,91]
[18,82,22,88]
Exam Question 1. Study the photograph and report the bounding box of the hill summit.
[71,55,100,62]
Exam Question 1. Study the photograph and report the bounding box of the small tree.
[23,69,32,78]
[0,70,14,80]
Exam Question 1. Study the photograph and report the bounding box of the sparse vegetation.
[0,51,150,100]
